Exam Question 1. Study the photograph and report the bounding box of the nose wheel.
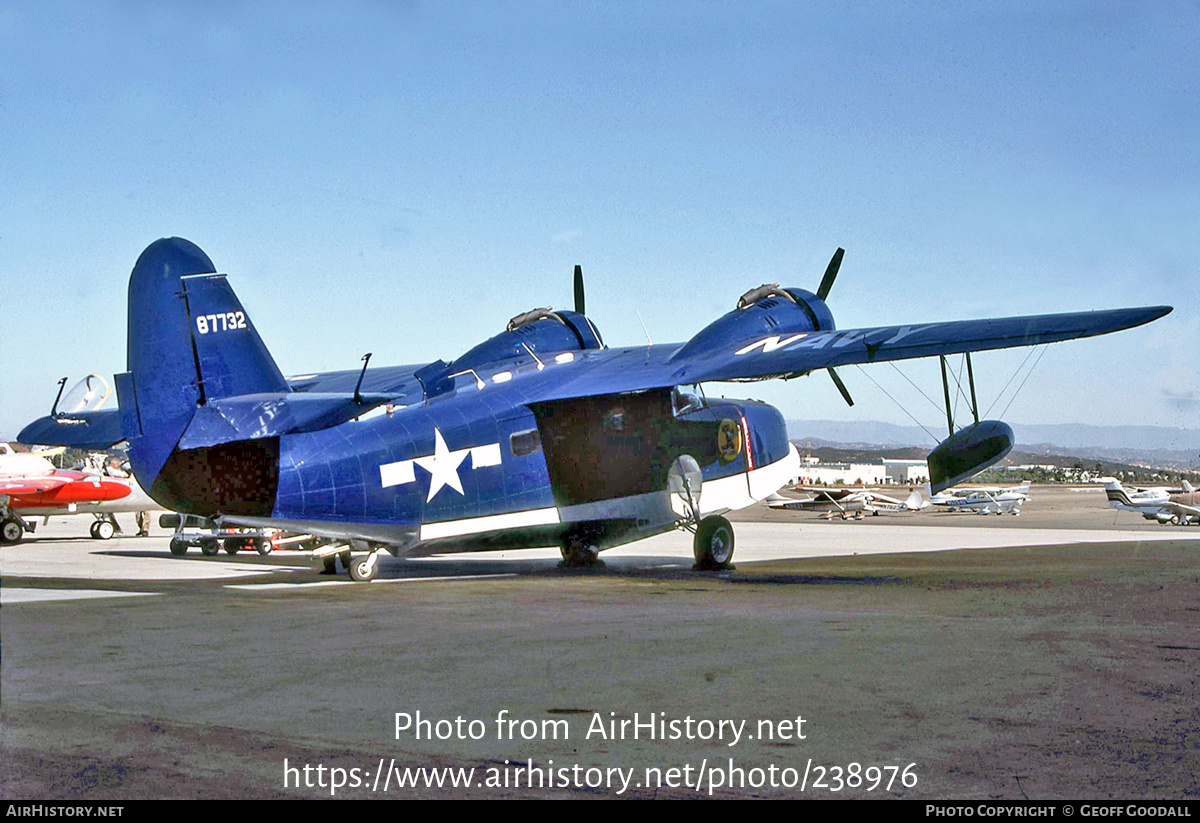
[692,515,735,570]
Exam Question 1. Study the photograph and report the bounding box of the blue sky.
[2,1,1197,444]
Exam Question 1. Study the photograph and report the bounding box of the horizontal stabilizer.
[17,409,124,449]
[177,392,400,450]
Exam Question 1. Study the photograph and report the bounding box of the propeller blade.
[816,247,845,301]
[828,367,854,407]
[574,265,585,315]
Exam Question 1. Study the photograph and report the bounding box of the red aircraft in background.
[0,444,150,544]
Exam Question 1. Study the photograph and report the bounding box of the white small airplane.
[1102,478,1199,525]
[767,487,928,520]
[927,480,1031,515]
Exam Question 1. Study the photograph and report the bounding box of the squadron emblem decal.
[717,419,742,463]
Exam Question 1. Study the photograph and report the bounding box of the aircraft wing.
[16,305,1169,448]
[765,493,823,510]
[1164,500,1200,518]
[518,306,1170,403]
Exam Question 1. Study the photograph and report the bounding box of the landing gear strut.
[669,455,736,571]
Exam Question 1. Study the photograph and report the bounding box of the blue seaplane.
[19,239,1171,580]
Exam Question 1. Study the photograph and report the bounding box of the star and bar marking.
[379,428,501,502]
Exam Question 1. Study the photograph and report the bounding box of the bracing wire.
[983,344,1047,420]
[853,364,942,444]
[997,345,1049,420]
[852,344,1049,447]
[886,361,944,416]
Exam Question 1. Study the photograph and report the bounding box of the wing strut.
[939,352,980,436]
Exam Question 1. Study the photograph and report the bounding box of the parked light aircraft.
[0,444,152,543]
[766,488,927,519]
[1103,478,1199,525]
[928,480,1031,515]
[17,238,1170,579]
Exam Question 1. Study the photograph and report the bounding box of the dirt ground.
[3,517,1199,799]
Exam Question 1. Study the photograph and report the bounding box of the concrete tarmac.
[2,487,1198,799]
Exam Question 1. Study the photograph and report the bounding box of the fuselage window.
[510,428,542,457]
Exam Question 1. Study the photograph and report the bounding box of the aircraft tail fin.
[904,489,929,510]
[1103,479,1134,507]
[180,273,290,402]
[118,238,287,511]
[1184,480,1196,494]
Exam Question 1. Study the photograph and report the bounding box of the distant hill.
[787,420,1200,471]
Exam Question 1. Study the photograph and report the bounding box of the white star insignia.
[379,428,503,502]
[413,428,470,502]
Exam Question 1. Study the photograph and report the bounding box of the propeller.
[817,247,852,406]
[816,247,844,301]
[573,265,585,315]
[828,367,854,407]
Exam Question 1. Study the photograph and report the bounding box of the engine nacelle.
[671,287,835,363]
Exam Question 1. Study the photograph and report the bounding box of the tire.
[559,524,604,567]
[199,538,220,556]
[693,515,735,570]
[223,538,242,555]
[94,520,115,540]
[169,538,190,556]
[559,540,600,566]
[253,537,272,555]
[348,554,378,582]
[89,521,101,539]
[1,518,24,545]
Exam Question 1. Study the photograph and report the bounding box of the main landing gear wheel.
[559,542,602,567]
[1,517,24,545]
[559,526,604,568]
[693,515,735,570]
[90,520,115,540]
